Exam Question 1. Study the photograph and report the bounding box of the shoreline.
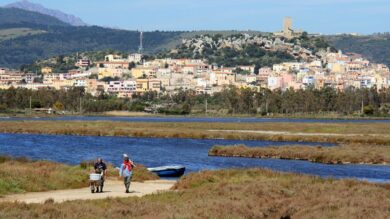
[1,121,390,145]
[208,145,390,166]
[1,111,390,121]
[208,153,389,166]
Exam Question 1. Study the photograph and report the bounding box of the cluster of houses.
[0,48,389,98]
[262,53,389,91]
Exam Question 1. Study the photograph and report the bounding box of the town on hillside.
[0,18,389,98]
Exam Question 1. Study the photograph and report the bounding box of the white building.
[128,53,143,63]
[302,75,315,87]
[107,80,137,96]
[74,79,87,87]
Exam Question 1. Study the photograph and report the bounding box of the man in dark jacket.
[94,158,107,192]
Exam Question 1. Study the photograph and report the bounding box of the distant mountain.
[4,0,87,26]
[0,7,183,68]
[0,7,69,27]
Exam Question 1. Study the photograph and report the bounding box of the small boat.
[147,165,186,177]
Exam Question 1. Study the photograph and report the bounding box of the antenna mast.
[138,31,144,54]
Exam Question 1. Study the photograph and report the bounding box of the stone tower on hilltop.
[274,17,303,39]
[283,17,293,38]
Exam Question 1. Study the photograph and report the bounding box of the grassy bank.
[0,156,158,196]
[209,144,390,165]
[1,121,390,145]
[0,168,389,218]
[0,156,87,196]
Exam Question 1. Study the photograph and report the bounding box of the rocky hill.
[160,33,333,68]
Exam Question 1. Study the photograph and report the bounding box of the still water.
[0,133,389,183]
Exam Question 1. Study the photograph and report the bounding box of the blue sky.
[1,0,390,34]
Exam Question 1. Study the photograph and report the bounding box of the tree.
[128,62,136,70]
[0,103,7,111]
[53,101,64,111]
[363,105,374,115]
[33,77,43,83]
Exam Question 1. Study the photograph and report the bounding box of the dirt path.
[0,180,175,204]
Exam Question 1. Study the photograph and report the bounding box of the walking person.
[119,154,136,193]
[94,157,107,193]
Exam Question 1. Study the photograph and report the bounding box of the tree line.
[0,86,389,116]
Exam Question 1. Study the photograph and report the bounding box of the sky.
[1,0,390,34]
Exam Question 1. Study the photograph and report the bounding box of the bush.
[0,103,7,111]
[363,105,374,115]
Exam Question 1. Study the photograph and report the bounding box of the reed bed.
[0,156,87,196]
[0,168,389,218]
[209,144,390,164]
[1,121,390,145]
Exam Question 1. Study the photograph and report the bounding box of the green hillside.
[0,7,184,68]
[0,28,45,42]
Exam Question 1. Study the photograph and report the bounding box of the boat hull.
[148,166,186,177]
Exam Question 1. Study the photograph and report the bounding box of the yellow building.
[98,68,114,79]
[41,67,53,74]
[135,78,162,93]
[331,63,346,74]
[131,67,156,79]
[98,68,125,80]
[215,72,236,86]
[52,79,75,90]
[136,79,149,92]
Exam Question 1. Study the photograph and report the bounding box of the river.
[0,133,389,183]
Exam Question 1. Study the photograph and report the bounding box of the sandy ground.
[208,130,390,137]
[0,180,175,204]
[103,111,152,117]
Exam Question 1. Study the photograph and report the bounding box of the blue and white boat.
[147,165,186,177]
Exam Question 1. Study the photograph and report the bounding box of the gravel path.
[0,180,175,204]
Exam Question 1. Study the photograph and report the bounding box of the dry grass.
[0,168,389,218]
[0,156,87,196]
[0,157,158,196]
[209,144,390,165]
[1,121,390,145]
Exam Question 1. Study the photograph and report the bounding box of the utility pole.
[205,97,208,115]
[79,97,82,115]
[29,96,32,114]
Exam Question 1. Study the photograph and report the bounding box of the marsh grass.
[209,144,390,164]
[0,157,88,195]
[0,168,389,218]
[2,121,390,144]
